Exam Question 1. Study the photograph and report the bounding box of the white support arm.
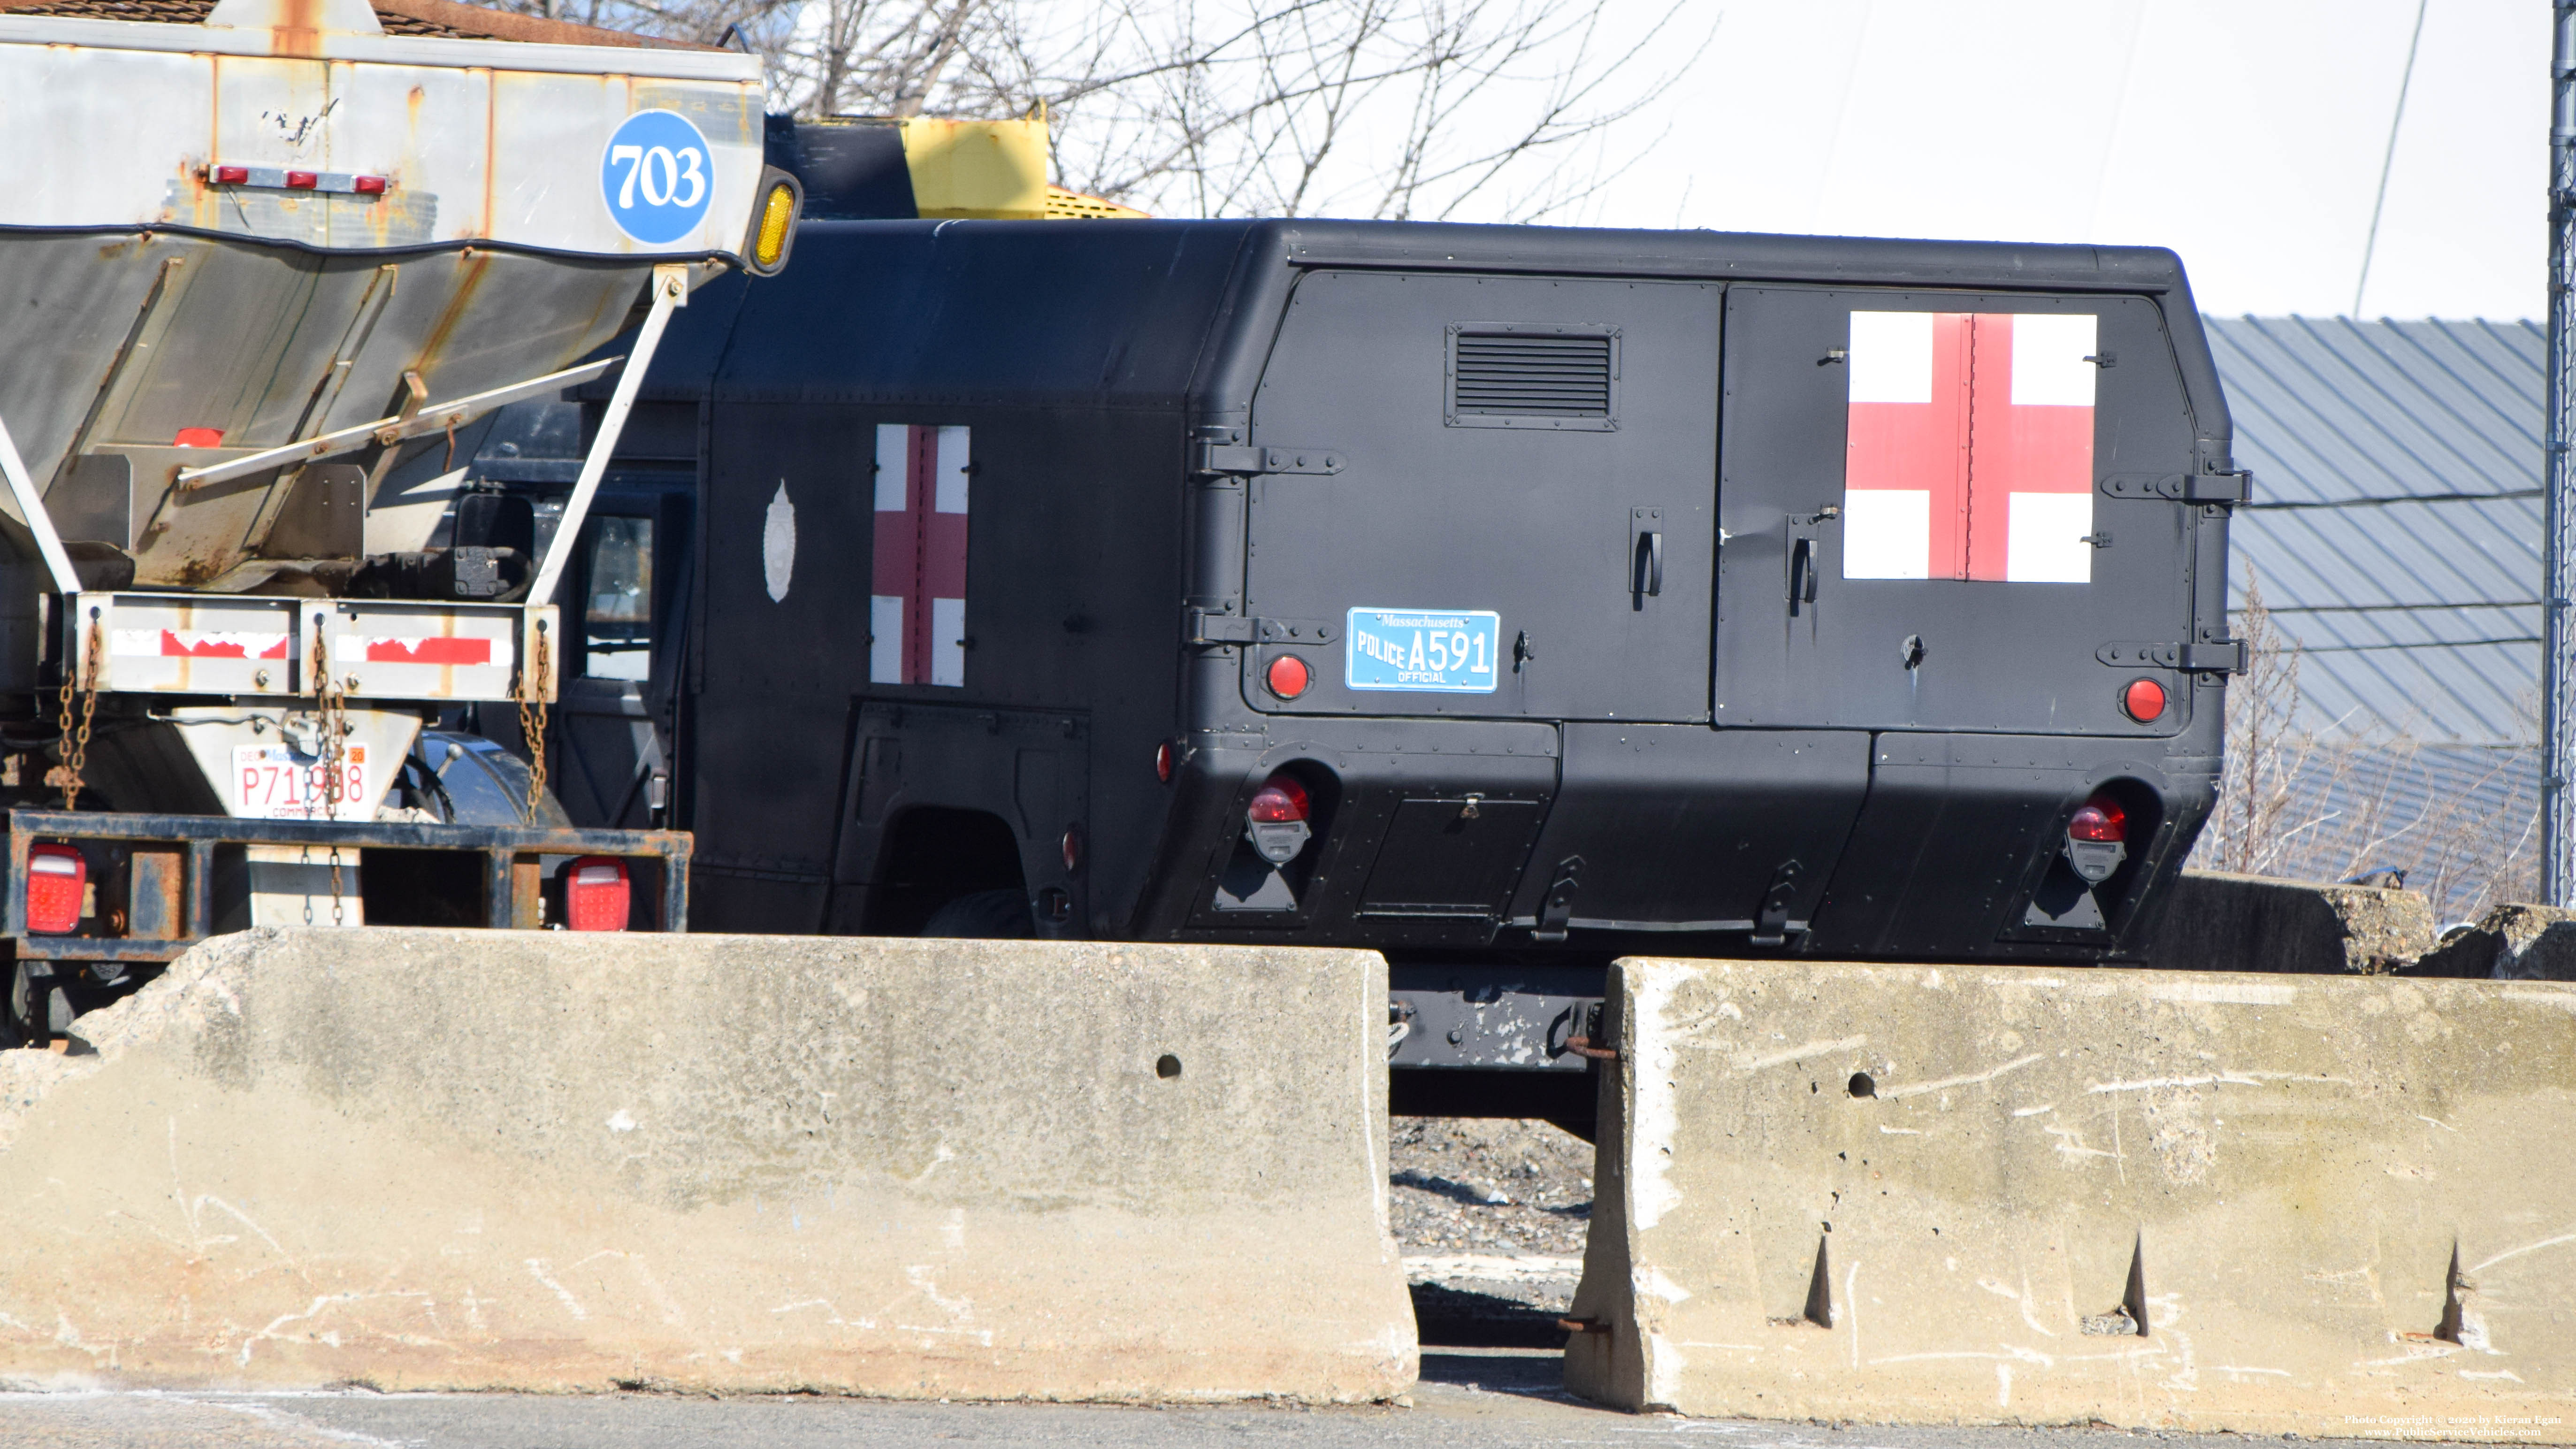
[0,407,86,597]
[527,264,689,609]
[174,356,620,492]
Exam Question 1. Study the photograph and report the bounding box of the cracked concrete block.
[1566,957,2576,1437]
[0,928,1414,1399]
[2144,869,2438,974]
[2415,905,2576,981]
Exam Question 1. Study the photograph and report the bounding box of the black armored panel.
[665,218,2236,993]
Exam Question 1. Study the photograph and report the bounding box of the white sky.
[1574,0,2544,320]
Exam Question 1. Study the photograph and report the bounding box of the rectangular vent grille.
[1447,328,1617,429]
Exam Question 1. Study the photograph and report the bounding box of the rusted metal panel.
[0,9,762,254]
[127,847,186,939]
[1,807,693,968]
[0,235,665,590]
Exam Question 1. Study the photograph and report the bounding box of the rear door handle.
[1633,530,1663,597]
[1789,536,1819,609]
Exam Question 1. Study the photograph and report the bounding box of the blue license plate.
[1344,607,1502,693]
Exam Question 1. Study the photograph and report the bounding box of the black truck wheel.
[916,888,1036,939]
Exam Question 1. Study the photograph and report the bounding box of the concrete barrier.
[2418,904,2576,981]
[2143,869,2437,975]
[0,928,1414,1399]
[1565,957,2576,1438]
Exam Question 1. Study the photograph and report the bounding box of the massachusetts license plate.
[234,744,372,821]
[1344,607,1502,693]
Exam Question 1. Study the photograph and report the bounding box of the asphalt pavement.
[2,1349,2412,1449]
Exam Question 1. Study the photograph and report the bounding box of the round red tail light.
[2068,794,2128,844]
[2121,677,2167,723]
[1155,740,1174,783]
[1266,653,1311,699]
[1247,773,1310,823]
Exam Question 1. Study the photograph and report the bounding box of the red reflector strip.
[361,637,493,666]
[353,175,388,195]
[284,170,318,189]
[112,629,291,660]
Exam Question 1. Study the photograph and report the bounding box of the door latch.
[1630,506,1663,606]
[1533,856,1583,943]
[1787,537,1819,613]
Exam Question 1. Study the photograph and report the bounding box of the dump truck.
[0,0,798,1045]
[500,212,2245,1128]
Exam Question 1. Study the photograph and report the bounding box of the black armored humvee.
[542,218,2243,1126]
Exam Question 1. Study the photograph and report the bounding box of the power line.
[2353,0,2431,318]
[2240,488,2539,510]
[2232,600,2538,614]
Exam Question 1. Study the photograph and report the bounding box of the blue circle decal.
[600,109,714,245]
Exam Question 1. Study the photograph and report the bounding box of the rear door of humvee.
[1714,287,2201,737]
[1238,269,1721,723]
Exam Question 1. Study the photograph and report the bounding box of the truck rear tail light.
[352,175,388,195]
[212,164,249,184]
[27,845,84,935]
[284,170,318,189]
[1248,774,1309,823]
[1266,653,1310,699]
[2063,792,2128,886]
[1155,740,1174,783]
[2121,677,2166,723]
[1245,771,1314,866]
[2068,795,2126,843]
[563,856,629,931]
[173,427,224,448]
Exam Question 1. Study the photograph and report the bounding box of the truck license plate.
[234,744,372,821]
[1344,607,1502,693]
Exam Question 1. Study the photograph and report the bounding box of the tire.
[917,888,1036,939]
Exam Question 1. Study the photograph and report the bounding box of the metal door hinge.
[1184,606,1254,644]
[1183,608,1338,646]
[2098,639,2248,674]
[2099,472,2251,504]
[1195,442,1346,476]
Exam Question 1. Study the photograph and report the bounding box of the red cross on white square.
[1842,311,2096,583]
[871,423,971,686]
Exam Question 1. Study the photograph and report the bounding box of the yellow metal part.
[1044,185,1150,220]
[891,118,1149,220]
[899,117,1051,220]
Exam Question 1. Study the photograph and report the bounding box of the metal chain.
[517,622,550,821]
[311,617,351,924]
[52,616,100,811]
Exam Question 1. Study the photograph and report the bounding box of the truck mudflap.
[2,811,688,1035]
[1566,956,2576,1435]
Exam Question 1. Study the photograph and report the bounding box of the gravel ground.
[1389,1116,1595,1346]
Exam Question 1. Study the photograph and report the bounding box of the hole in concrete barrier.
[2434,1242,2469,1345]
[2080,1235,2150,1336]
[1847,1071,1876,1098]
[1155,1053,1183,1079]
[1800,1236,1834,1327]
